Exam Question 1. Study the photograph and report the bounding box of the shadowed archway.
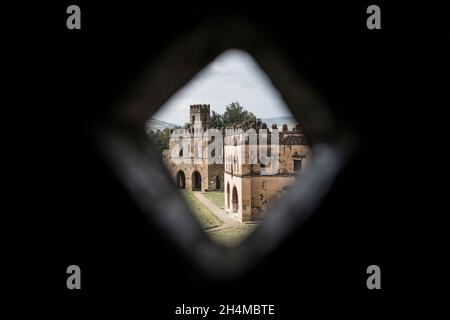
[215,175,221,190]
[192,171,201,191]
[176,170,185,189]
[232,186,238,213]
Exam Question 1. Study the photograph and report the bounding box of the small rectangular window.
[294,159,302,172]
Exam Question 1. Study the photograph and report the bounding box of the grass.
[207,224,258,247]
[201,191,225,209]
[181,190,258,246]
[180,190,223,229]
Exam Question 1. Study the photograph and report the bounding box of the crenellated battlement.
[189,103,211,129]
[224,123,305,136]
[222,122,308,146]
[190,104,210,111]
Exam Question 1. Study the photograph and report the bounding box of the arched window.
[232,186,238,213]
[192,171,201,191]
[179,137,184,157]
[176,171,185,189]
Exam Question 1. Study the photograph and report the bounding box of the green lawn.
[181,190,223,229]
[201,191,225,209]
[207,224,258,247]
[181,190,257,246]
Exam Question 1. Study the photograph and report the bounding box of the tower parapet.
[190,104,211,130]
[223,123,308,145]
[190,104,210,111]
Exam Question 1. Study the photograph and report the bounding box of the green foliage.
[147,128,171,153]
[222,102,261,127]
[209,110,224,128]
[147,101,260,154]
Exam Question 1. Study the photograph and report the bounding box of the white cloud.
[152,49,293,125]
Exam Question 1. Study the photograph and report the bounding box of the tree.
[147,128,171,154]
[209,110,224,128]
[222,102,261,127]
[146,102,261,155]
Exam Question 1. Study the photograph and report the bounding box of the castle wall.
[224,173,296,222]
[224,173,251,222]
[249,175,296,220]
[278,145,311,174]
[164,155,211,192]
[163,105,312,223]
[207,164,224,191]
[223,129,311,222]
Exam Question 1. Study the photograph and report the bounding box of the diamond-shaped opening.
[96,18,353,280]
[146,49,311,247]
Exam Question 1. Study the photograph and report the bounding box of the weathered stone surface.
[162,104,311,222]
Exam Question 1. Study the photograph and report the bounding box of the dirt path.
[192,192,240,232]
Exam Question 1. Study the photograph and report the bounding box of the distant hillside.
[146,118,180,132]
[261,116,297,130]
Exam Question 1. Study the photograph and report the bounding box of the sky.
[151,49,294,125]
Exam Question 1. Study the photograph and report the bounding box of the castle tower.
[164,103,223,193]
[190,104,210,131]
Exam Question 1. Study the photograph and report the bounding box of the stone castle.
[165,104,224,192]
[163,104,310,222]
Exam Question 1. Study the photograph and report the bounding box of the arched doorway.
[232,186,238,213]
[192,171,201,191]
[226,183,230,209]
[176,171,185,189]
[215,175,221,190]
